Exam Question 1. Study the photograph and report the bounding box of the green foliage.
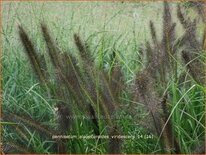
[2,1,204,154]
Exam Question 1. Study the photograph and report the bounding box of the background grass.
[2,1,205,154]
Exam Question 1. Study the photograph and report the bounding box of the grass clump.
[2,1,204,154]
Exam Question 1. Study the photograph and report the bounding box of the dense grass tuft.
[2,1,205,154]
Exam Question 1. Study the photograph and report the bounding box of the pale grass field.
[2,2,203,63]
[2,1,190,54]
